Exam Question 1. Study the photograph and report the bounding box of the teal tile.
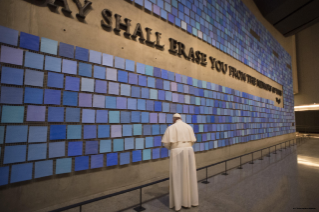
[143,149,151,160]
[1,106,24,123]
[100,140,112,153]
[56,158,72,174]
[67,125,82,139]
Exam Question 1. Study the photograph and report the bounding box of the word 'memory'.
[101,9,164,50]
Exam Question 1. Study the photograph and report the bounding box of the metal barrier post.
[202,167,210,184]
[249,153,254,164]
[273,145,277,154]
[222,161,228,175]
[79,205,82,212]
[279,143,282,151]
[267,147,270,157]
[134,188,145,212]
[238,156,243,169]
[259,149,263,160]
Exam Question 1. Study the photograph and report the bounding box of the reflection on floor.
[121,138,319,212]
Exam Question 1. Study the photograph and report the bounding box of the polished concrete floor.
[120,138,319,212]
[72,138,319,212]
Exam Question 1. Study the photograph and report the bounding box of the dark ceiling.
[254,0,319,37]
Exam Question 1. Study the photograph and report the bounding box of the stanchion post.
[273,145,277,154]
[134,188,146,212]
[259,149,263,160]
[267,147,270,157]
[202,167,210,184]
[249,153,254,164]
[238,156,243,169]
[222,161,228,175]
[279,143,282,151]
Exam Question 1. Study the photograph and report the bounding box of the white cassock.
[162,119,199,211]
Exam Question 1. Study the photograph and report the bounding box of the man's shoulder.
[177,120,192,128]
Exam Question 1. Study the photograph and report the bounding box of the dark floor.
[64,138,319,212]
[120,138,319,212]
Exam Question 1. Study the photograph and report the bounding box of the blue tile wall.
[0,12,294,185]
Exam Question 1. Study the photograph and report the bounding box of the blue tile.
[28,143,47,161]
[1,86,23,104]
[107,153,118,166]
[132,150,142,162]
[75,156,89,171]
[115,57,125,69]
[78,62,92,77]
[0,166,9,186]
[45,56,62,72]
[20,32,40,51]
[59,42,74,58]
[91,154,104,168]
[5,125,28,143]
[48,107,64,122]
[50,125,66,140]
[94,66,106,79]
[68,141,83,156]
[85,141,98,155]
[65,76,80,91]
[47,72,64,88]
[126,59,135,72]
[24,52,44,70]
[84,125,96,139]
[75,46,89,61]
[118,70,128,83]
[10,163,33,183]
[49,141,65,158]
[1,66,24,85]
[25,69,44,87]
[63,91,78,106]
[96,110,108,123]
[0,26,19,46]
[4,145,26,164]
[34,160,53,178]
[44,89,61,105]
[24,87,43,104]
[120,152,130,165]
[65,108,80,122]
[98,125,110,138]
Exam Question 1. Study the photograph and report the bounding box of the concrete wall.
[294,22,319,105]
[0,0,296,211]
[242,0,298,94]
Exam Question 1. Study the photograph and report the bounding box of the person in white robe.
[162,113,199,211]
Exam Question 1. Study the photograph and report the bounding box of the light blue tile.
[41,37,58,55]
[24,51,44,69]
[45,56,62,72]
